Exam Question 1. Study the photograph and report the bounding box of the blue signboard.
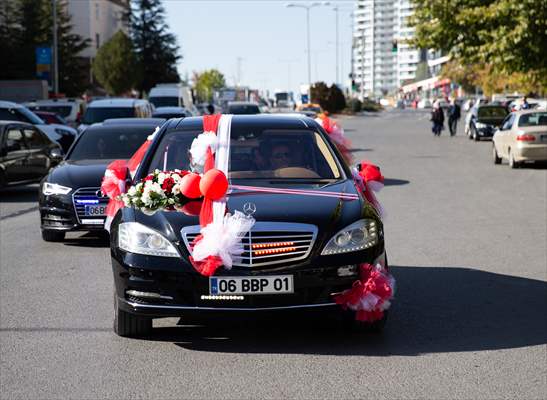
[36,47,52,65]
[36,46,52,89]
[301,94,309,104]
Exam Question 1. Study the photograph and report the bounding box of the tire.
[113,294,152,338]
[508,149,520,169]
[41,230,65,242]
[344,310,389,333]
[492,144,502,164]
[473,128,479,141]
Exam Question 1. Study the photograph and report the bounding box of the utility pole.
[52,0,59,95]
[236,57,243,87]
[333,6,339,84]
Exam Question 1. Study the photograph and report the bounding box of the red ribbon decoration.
[198,114,222,227]
[333,263,394,322]
[355,161,384,215]
[101,159,129,219]
[126,139,152,175]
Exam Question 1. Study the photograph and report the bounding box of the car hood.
[134,180,370,243]
[47,159,113,188]
[476,116,505,126]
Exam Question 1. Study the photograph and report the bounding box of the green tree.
[327,84,346,113]
[0,1,23,79]
[310,81,330,110]
[127,0,181,95]
[409,0,547,92]
[1,0,90,96]
[92,31,139,96]
[194,69,226,102]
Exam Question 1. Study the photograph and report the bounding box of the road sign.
[36,46,52,90]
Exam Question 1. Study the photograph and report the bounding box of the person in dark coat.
[447,98,461,136]
[431,100,444,136]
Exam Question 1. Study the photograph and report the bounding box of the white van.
[78,98,154,132]
[148,84,194,111]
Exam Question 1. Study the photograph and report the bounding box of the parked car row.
[461,101,547,168]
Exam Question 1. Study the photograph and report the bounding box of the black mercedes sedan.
[39,120,162,242]
[110,115,388,337]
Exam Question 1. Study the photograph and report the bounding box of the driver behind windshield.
[268,143,293,170]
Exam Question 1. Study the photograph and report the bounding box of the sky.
[163,0,355,97]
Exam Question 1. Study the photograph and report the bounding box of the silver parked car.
[492,110,547,168]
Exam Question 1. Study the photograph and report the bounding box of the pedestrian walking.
[430,100,444,136]
[447,98,461,136]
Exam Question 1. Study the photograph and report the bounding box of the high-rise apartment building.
[352,0,420,98]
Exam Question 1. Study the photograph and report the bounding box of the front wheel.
[41,230,65,242]
[113,295,152,338]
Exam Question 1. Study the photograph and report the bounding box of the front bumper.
[112,247,386,317]
[475,125,496,138]
[39,192,106,232]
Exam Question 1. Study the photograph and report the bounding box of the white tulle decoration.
[189,131,218,171]
[192,210,255,268]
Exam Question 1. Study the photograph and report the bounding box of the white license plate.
[85,204,106,216]
[209,275,293,295]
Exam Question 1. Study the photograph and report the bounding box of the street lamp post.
[286,2,330,92]
[52,0,59,96]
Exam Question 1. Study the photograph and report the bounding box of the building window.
[96,33,100,49]
[95,3,100,20]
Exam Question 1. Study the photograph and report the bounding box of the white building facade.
[352,0,421,98]
[66,0,130,83]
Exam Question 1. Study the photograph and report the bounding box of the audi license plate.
[85,204,107,216]
[210,275,293,295]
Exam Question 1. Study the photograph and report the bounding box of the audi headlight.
[321,219,379,255]
[118,222,179,258]
[43,182,72,195]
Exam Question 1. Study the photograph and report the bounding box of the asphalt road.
[1,109,546,399]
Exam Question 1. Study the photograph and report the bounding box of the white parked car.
[25,98,85,128]
[492,110,547,168]
[78,98,154,132]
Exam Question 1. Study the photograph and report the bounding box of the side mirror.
[50,147,64,161]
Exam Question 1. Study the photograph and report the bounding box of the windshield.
[30,105,72,117]
[518,112,547,127]
[67,127,152,161]
[149,97,180,108]
[82,107,136,124]
[478,107,507,118]
[147,128,342,180]
[228,104,261,115]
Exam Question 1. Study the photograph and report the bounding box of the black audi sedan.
[110,115,387,337]
[39,120,163,242]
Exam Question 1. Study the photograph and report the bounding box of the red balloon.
[200,169,228,200]
[178,173,202,199]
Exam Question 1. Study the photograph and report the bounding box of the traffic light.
[392,40,398,53]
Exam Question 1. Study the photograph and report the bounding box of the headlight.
[42,182,72,195]
[118,222,180,258]
[321,219,379,255]
[475,122,488,129]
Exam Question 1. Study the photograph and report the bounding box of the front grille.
[182,222,318,268]
[72,187,109,224]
